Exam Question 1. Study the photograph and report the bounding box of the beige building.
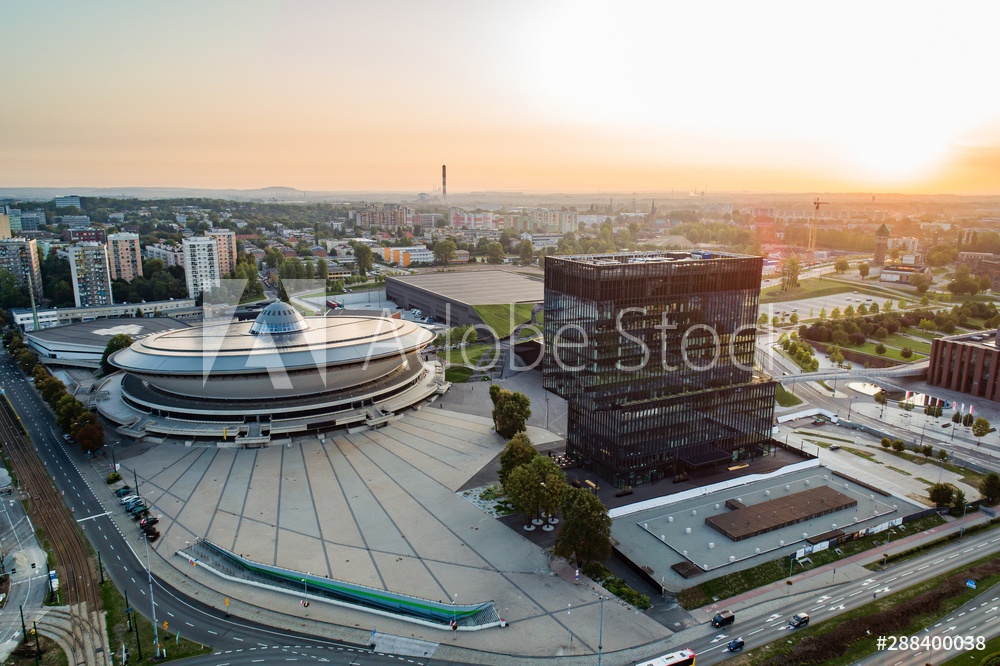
[0,213,10,240]
[67,242,113,308]
[106,232,144,282]
[206,229,237,275]
[183,236,221,299]
[0,238,43,302]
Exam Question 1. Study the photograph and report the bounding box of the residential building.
[0,238,43,302]
[67,242,113,308]
[62,228,107,243]
[928,330,1000,402]
[0,212,9,240]
[382,246,434,266]
[183,236,221,299]
[450,210,497,229]
[206,229,237,275]
[54,195,81,209]
[55,215,91,229]
[521,233,561,251]
[106,233,144,283]
[145,243,185,267]
[108,212,126,223]
[543,251,775,487]
[887,236,920,256]
[16,209,47,232]
[356,204,414,229]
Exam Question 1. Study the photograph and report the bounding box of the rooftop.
[386,270,543,305]
[26,317,190,350]
[548,250,750,267]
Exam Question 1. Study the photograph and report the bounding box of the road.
[0,493,49,651]
[689,525,1000,664]
[0,352,444,666]
[854,583,1000,666]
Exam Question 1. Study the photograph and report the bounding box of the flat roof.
[549,250,751,267]
[705,485,857,541]
[386,270,543,305]
[27,317,190,350]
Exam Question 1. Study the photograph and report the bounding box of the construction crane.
[808,197,828,253]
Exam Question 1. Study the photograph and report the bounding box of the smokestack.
[442,164,447,200]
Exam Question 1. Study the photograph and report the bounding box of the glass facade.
[543,251,776,486]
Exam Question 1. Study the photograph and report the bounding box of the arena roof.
[26,317,190,351]
[386,270,543,305]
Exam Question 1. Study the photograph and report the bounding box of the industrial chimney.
[442,164,447,201]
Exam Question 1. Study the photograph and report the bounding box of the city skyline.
[3,1,1000,194]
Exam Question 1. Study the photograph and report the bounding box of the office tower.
[0,238,43,302]
[54,195,82,208]
[106,232,144,283]
[543,251,776,487]
[16,209,46,232]
[206,229,237,276]
[68,242,113,308]
[183,236,221,299]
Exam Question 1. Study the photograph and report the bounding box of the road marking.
[886,577,898,582]
[849,591,862,597]
[917,565,929,571]
[933,559,946,564]
[749,629,764,635]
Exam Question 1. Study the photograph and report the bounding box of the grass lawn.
[886,465,911,476]
[881,333,932,354]
[4,633,66,666]
[775,383,802,407]
[775,347,816,372]
[850,340,926,362]
[794,430,853,443]
[903,327,943,341]
[444,366,474,383]
[941,632,1000,665]
[440,343,492,366]
[472,303,535,338]
[677,515,945,610]
[733,551,1000,666]
[761,278,851,303]
[844,446,881,462]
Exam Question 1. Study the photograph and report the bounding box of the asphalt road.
[689,526,1000,665]
[0,352,444,666]
[0,494,48,648]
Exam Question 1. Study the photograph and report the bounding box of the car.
[829,445,841,451]
[140,517,159,528]
[853,290,859,294]
[118,495,139,505]
[791,308,797,312]
[726,638,745,652]
[941,422,951,428]
[711,610,735,628]
[789,613,810,628]
[115,487,132,497]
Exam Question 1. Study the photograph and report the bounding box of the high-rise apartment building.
[543,251,775,487]
[67,242,113,308]
[356,204,414,229]
[106,233,144,283]
[183,236,221,299]
[0,238,43,303]
[206,229,237,276]
[15,209,46,232]
[145,243,185,267]
[0,212,10,240]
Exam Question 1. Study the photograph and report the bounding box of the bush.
[106,472,122,484]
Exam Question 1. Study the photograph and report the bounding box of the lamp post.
[596,595,605,666]
[143,534,161,658]
[302,578,307,595]
[960,503,969,539]
[847,396,855,421]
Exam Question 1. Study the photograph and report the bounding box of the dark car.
[789,613,810,628]
[115,487,132,497]
[829,445,841,451]
[140,517,159,528]
[727,638,744,652]
[711,610,735,628]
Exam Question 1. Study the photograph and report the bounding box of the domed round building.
[99,303,446,445]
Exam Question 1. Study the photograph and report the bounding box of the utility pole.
[143,535,160,657]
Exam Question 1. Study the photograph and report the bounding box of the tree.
[780,257,801,292]
[553,487,613,568]
[433,240,457,266]
[858,262,870,278]
[952,488,967,514]
[498,433,537,487]
[490,388,532,438]
[74,422,104,454]
[505,464,543,523]
[963,413,974,427]
[880,437,892,449]
[972,417,991,443]
[353,243,374,276]
[921,444,933,458]
[900,346,913,359]
[937,449,949,463]
[830,307,841,320]
[891,439,905,452]
[911,273,932,294]
[819,308,827,320]
[829,346,845,365]
[790,313,799,325]
[928,482,954,507]
[101,334,134,374]
[486,242,504,264]
[875,342,887,356]
[55,394,86,432]
[518,241,534,266]
[835,257,850,274]
[758,313,769,326]
[952,411,962,424]
[980,472,1000,504]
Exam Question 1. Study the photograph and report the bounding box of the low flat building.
[11,298,197,331]
[878,262,931,284]
[25,317,190,368]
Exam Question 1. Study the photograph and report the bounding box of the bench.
[728,463,749,472]
[585,480,599,490]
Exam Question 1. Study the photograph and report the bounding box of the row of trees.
[3,330,105,453]
[434,325,479,349]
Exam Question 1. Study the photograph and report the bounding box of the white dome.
[249,302,309,335]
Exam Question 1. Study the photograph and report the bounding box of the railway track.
[0,393,108,664]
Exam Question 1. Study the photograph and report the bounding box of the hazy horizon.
[4,1,1000,195]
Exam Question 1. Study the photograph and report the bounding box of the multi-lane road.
[0,351,430,666]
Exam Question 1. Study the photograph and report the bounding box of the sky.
[3,1,1000,195]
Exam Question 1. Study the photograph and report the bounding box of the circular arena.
[99,303,446,445]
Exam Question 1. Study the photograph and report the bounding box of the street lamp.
[847,396,855,421]
[596,595,605,666]
[302,578,307,595]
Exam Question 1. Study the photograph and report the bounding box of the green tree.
[829,346,845,365]
[880,438,891,449]
[491,388,532,439]
[963,412,974,427]
[553,487,613,568]
[952,411,962,424]
[819,308,827,320]
[757,312,768,326]
[830,307,841,320]
[498,433,537,487]
[486,242,504,264]
[790,313,799,324]
[891,439,905,452]
[780,257,801,292]
[55,395,86,432]
[937,448,948,463]
[352,243,374,276]
[911,273,932,294]
[921,444,933,457]
[875,342,887,356]
[101,334,134,374]
[518,241,534,266]
[900,346,913,359]
[952,488,967,514]
[972,417,991,443]
[980,472,1000,504]
[505,463,543,524]
[928,482,953,507]
[835,257,849,274]
[433,240,457,265]
[858,262,870,278]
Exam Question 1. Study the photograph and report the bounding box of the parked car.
[140,516,159,528]
[115,487,132,497]
[789,613,810,628]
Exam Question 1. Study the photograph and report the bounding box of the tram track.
[0,391,108,664]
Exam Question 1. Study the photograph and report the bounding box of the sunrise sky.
[3,1,1000,194]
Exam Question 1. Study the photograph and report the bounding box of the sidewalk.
[691,510,992,624]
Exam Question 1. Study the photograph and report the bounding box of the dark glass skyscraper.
[543,251,775,487]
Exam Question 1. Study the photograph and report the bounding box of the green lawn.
[775,383,802,407]
[440,343,492,366]
[851,340,926,362]
[473,303,535,338]
[761,278,852,303]
[101,580,211,663]
[881,333,932,354]
[776,347,816,372]
[444,366,474,383]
